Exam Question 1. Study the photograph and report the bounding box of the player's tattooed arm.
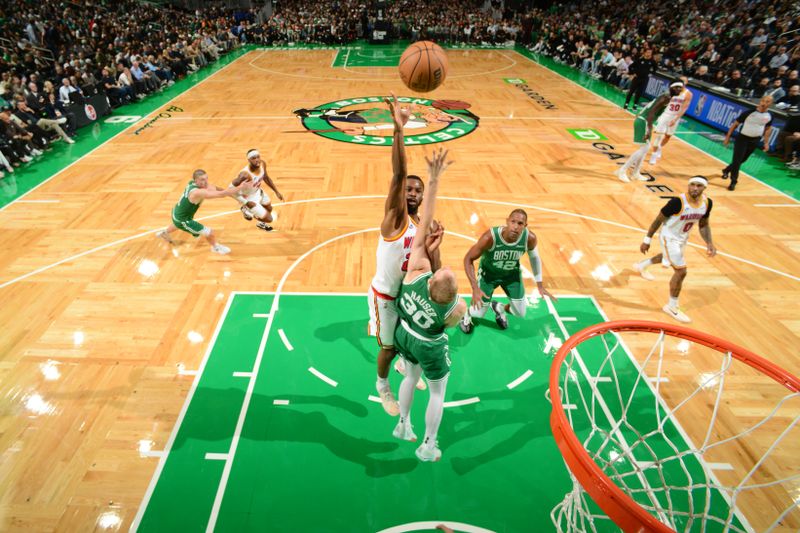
[699,217,716,256]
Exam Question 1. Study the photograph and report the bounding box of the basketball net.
[548,321,800,532]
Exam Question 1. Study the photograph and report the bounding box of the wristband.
[643,236,652,245]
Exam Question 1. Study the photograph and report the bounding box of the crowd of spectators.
[2,0,799,178]
[0,0,243,179]
[249,0,799,165]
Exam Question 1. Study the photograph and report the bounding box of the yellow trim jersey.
[371,216,417,297]
[659,193,712,243]
[238,162,265,196]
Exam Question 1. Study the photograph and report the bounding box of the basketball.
[398,41,449,93]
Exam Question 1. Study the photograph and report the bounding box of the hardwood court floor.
[0,48,798,531]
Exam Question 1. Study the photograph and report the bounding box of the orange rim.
[549,320,800,532]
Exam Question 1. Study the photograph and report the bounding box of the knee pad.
[250,203,267,219]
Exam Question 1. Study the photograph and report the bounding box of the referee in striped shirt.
[722,95,774,191]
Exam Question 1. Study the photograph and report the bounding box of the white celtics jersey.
[662,89,689,119]
[371,216,417,297]
[238,163,265,195]
[660,193,711,243]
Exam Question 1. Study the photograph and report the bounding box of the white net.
[549,324,800,533]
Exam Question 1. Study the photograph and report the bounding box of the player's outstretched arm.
[381,92,411,238]
[190,181,245,202]
[527,232,556,301]
[406,147,452,275]
[463,231,492,306]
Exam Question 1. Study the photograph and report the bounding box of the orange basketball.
[398,41,449,93]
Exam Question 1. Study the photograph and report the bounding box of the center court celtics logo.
[293,96,479,146]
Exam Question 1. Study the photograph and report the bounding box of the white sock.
[622,145,648,172]
[669,296,679,308]
[376,376,389,390]
[423,374,448,447]
[398,362,422,421]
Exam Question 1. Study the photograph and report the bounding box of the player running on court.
[156,169,245,254]
[649,78,692,165]
[460,209,556,334]
[392,147,465,462]
[369,93,443,417]
[634,176,716,323]
[615,84,675,182]
[231,148,284,232]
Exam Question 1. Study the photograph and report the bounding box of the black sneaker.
[490,301,508,330]
[728,182,736,191]
[459,315,474,334]
[721,169,729,180]
[241,206,253,220]
[256,222,274,231]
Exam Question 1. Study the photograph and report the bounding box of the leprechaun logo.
[292,96,479,146]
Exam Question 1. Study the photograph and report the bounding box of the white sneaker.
[649,151,661,165]
[64,137,75,144]
[633,262,655,281]
[211,243,231,255]
[21,156,32,162]
[393,420,417,442]
[634,172,649,181]
[156,229,174,244]
[415,441,442,462]
[56,117,68,124]
[615,167,630,183]
[662,304,691,323]
[394,359,426,390]
[32,149,43,156]
[378,385,400,416]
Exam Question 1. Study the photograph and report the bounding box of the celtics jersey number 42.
[479,227,529,279]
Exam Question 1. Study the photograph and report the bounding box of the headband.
[688,176,708,186]
[247,149,260,159]
[670,82,685,88]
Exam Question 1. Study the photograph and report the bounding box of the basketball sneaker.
[415,440,442,462]
[459,314,474,334]
[633,262,655,281]
[256,221,274,232]
[615,167,631,183]
[634,172,649,181]
[649,150,661,165]
[394,359,426,390]
[211,244,231,255]
[240,205,253,220]
[491,301,508,330]
[393,419,417,442]
[155,229,174,244]
[662,304,691,323]
[378,385,399,416]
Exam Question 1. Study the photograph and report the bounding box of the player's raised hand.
[425,219,444,254]
[384,92,410,128]
[425,147,453,181]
